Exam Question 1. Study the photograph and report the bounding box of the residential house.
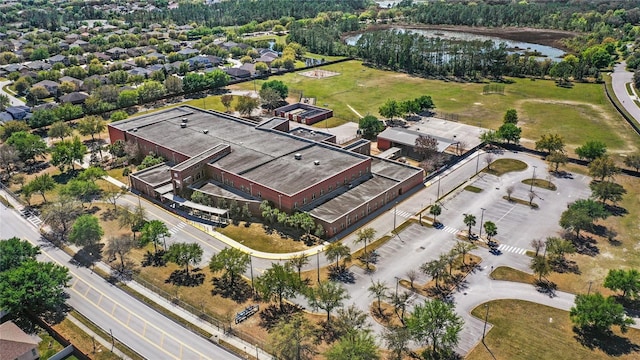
[59,76,84,89]
[33,80,59,94]
[48,54,69,66]
[128,67,152,77]
[60,91,89,105]
[177,48,199,58]
[0,321,40,360]
[70,39,89,50]
[93,52,112,62]
[5,106,31,120]
[25,61,51,71]
[106,47,127,60]
[224,67,251,79]
[0,112,13,123]
[145,52,166,62]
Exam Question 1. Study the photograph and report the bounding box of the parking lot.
[436,153,592,252]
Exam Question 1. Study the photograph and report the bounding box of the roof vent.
[182,117,188,122]
[180,122,187,128]
[294,153,302,160]
[203,129,209,134]
[314,160,320,166]
[132,128,138,132]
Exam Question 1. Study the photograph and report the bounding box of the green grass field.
[468,299,640,360]
[228,60,640,152]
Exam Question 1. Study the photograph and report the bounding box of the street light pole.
[437,176,441,199]
[530,165,537,192]
[479,208,486,240]
[476,151,481,173]
[393,203,397,232]
[249,253,254,295]
[316,249,320,284]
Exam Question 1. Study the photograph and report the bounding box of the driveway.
[0,80,26,107]
[611,62,640,127]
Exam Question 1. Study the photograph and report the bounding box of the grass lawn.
[217,222,311,253]
[491,266,536,284]
[464,185,483,193]
[521,178,557,191]
[228,60,640,153]
[183,95,227,112]
[52,316,123,360]
[467,299,640,360]
[484,158,528,176]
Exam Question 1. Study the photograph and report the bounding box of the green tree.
[68,214,104,248]
[50,137,87,172]
[368,279,388,314]
[117,204,147,240]
[0,120,30,141]
[137,80,166,102]
[0,237,40,272]
[28,173,56,203]
[268,314,317,360]
[383,326,411,360]
[164,75,183,94]
[429,203,442,224]
[29,85,50,100]
[79,166,107,183]
[41,197,83,241]
[590,181,626,205]
[355,227,376,256]
[325,242,351,269]
[497,122,522,144]
[118,89,139,107]
[110,110,128,122]
[261,80,289,99]
[483,221,497,240]
[406,299,463,357]
[0,94,9,111]
[138,154,165,170]
[164,242,204,276]
[545,237,576,265]
[30,47,50,61]
[530,255,551,281]
[379,99,401,119]
[623,152,640,172]
[139,220,170,256]
[453,241,477,265]
[334,305,371,342]
[588,155,618,181]
[205,69,230,89]
[503,108,518,124]
[306,280,350,323]
[6,131,47,164]
[235,95,260,117]
[48,121,73,141]
[358,115,384,140]
[603,269,640,300]
[325,331,380,360]
[463,213,476,239]
[77,116,106,142]
[547,151,568,172]
[14,77,32,95]
[0,260,70,319]
[256,263,300,311]
[570,293,634,333]
[260,87,283,109]
[287,254,310,281]
[60,179,100,207]
[105,235,135,273]
[535,133,565,154]
[560,199,608,238]
[209,247,250,287]
[420,257,448,289]
[576,140,607,162]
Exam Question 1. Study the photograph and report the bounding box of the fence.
[602,79,640,136]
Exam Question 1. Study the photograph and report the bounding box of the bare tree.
[530,239,545,257]
[456,141,468,156]
[406,269,418,289]
[528,190,536,205]
[484,153,495,170]
[506,185,514,201]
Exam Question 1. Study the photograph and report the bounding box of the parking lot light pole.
[249,252,254,295]
[317,249,321,284]
[479,208,486,240]
[530,165,538,192]
[393,202,398,232]
[475,150,481,173]
[482,304,490,341]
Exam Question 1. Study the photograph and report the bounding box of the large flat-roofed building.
[109,106,423,238]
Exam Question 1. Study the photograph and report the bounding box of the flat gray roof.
[114,106,368,196]
[131,163,172,186]
[371,158,422,182]
[309,175,398,223]
[378,127,453,153]
[197,181,256,201]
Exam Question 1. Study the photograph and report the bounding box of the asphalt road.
[0,204,240,360]
[611,62,640,126]
[0,80,25,106]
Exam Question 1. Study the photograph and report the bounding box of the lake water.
[346,28,566,61]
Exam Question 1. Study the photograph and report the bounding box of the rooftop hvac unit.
[294,153,302,160]
[182,117,188,122]
[180,122,187,128]
[132,128,138,132]
[203,129,209,134]
[314,160,320,166]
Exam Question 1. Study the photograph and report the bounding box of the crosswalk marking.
[441,225,458,234]
[497,244,527,255]
[395,210,413,218]
[168,222,187,235]
[18,207,43,227]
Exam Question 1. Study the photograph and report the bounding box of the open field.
[467,299,640,360]
[228,60,640,153]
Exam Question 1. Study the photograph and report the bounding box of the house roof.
[60,91,89,103]
[0,321,40,360]
[33,79,59,87]
[377,127,454,153]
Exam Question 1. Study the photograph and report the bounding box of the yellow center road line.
[33,245,213,360]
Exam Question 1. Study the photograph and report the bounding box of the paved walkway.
[66,314,132,360]
[0,80,26,106]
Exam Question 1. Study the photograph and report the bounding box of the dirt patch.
[298,69,340,79]
[346,23,577,51]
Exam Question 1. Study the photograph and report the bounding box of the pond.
[346,28,566,61]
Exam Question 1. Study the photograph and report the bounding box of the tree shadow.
[574,326,640,356]
[100,208,118,221]
[551,259,581,275]
[211,276,252,303]
[604,204,628,217]
[71,243,103,268]
[328,265,355,283]
[570,235,599,257]
[535,279,557,298]
[259,303,303,330]
[141,250,167,267]
[165,269,205,287]
[51,169,79,184]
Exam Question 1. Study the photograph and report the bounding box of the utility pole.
[479,208,486,240]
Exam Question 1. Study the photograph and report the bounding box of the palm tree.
[368,280,388,314]
[325,242,351,270]
[530,255,551,281]
[355,227,376,255]
[287,253,309,281]
[463,213,476,240]
[420,258,448,289]
[483,221,498,240]
[429,203,442,224]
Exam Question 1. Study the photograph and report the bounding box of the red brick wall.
[377,138,391,151]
